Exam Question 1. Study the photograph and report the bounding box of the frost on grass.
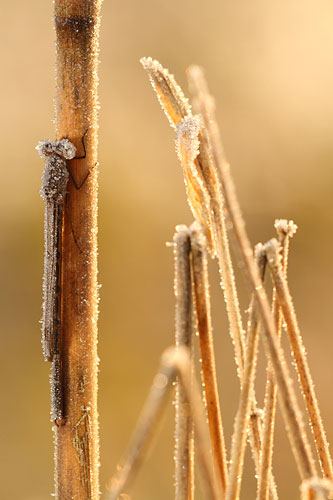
[274,219,298,240]
[175,115,216,254]
[173,225,194,500]
[140,57,191,128]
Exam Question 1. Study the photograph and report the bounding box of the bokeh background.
[1,1,333,499]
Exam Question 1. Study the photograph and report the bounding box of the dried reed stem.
[187,64,316,480]
[258,220,296,500]
[140,57,278,496]
[189,68,279,500]
[226,245,266,500]
[53,1,101,498]
[140,57,245,380]
[265,238,333,479]
[301,478,333,500]
[108,347,222,500]
[190,222,229,492]
[174,226,195,500]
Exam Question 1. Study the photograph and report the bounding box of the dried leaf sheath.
[175,117,216,251]
[140,57,191,127]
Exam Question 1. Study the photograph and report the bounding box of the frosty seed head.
[36,138,76,160]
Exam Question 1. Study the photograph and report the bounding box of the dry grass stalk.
[141,57,245,382]
[226,245,267,500]
[53,1,101,498]
[258,219,297,500]
[301,478,333,500]
[173,225,195,500]
[190,222,229,492]
[265,238,333,479]
[107,347,222,500]
[141,57,280,495]
[186,64,316,480]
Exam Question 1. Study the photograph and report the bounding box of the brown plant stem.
[265,238,333,479]
[187,65,316,480]
[53,1,101,498]
[140,58,245,381]
[258,220,296,500]
[226,245,266,500]
[174,226,195,500]
[108,347,222,500]
[188,68,278,500]
[190,223,229,493]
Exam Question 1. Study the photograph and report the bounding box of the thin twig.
[265,238,333,479]
[226,245,267,500]
[258,220,297,500]
[53,1,101,498]
[174,225,195,500]
[186,64,316,480]
[190,222,229,492]
[107,347,222,500]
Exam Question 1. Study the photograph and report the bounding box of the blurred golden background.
[1,1,333,498]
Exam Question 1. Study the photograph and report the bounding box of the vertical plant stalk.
[265,238,333,479]
[226,245,266,500]
[187,65,316,480]
[258,220,297,500]
[107,347,222,500]
[174,226,195,500]
[190,223,228,493]
[53,1,101,499]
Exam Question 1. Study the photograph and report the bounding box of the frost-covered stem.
[140,57,245,378]
[257,290,281,500]
[189,68,279,500]
[190,223,228,493]
[187,65,316,480]
[108,347,221,500]
[300,478,333,500]
[53,1,101,498]
[258,221,295,500]
[174,226,195,500]
[265,239,333,479]
[197,132,246,379]
[226,245,266,500]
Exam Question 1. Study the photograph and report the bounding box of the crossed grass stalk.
[107,58,333,500]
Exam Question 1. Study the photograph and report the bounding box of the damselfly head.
[36,138,76,160]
